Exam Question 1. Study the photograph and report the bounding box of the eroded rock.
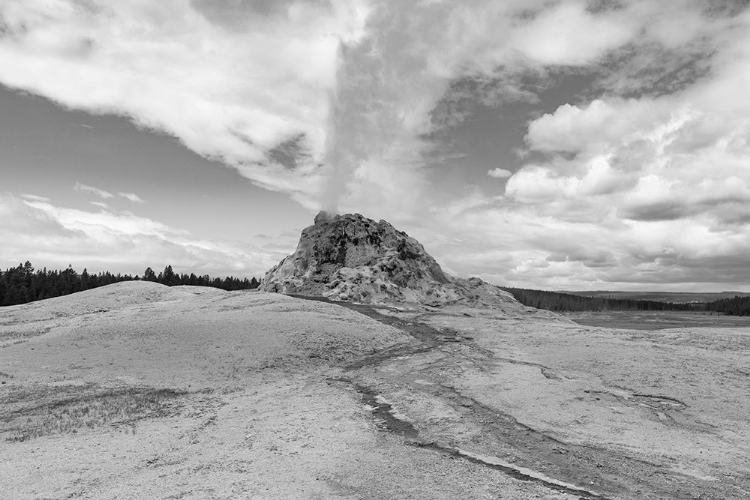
[261,212,518,307]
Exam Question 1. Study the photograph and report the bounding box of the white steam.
[318,0,643,214]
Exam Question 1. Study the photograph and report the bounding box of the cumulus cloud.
[74,182,113,199]
[0,193,281,277]
[525,99,677,154]
[507,1,635,66]
[512,7,750,228]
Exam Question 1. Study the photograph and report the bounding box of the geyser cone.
[314,210,337,225]
[261,212,517,307]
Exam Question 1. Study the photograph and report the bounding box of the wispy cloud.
[20,193,50,202]
[74,182,113,199]
[0,193,280,277]
[118,192,145,204]
[89,201,109,209]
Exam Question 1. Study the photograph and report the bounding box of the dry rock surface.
[2,214,750,499]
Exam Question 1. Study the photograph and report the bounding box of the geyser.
[261,212,516,307]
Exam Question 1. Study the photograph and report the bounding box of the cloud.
[0,0,371,206]
[487,168,512,179]
[511,7,750,228]
[0,193,282,277]
[420,190,750,291]
[0,0,697,217]
[525,99,675,154]
[507,1,636,66]
[505,155,636,205]
[594,2,738,97]
[319,1,744,221]
[20,193,50,202]
[74,182,113,199]
[89,201,109,209]
[3,1,750,289]
[118,192,145,203]
[323,0,655,215]
[414,4,750,290]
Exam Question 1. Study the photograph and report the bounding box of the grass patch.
[1,386,186,442]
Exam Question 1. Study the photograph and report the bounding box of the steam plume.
[318,0,544,214]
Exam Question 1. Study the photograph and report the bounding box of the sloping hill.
[0,281,409,383]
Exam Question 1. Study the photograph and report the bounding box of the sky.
[1,0,750,291]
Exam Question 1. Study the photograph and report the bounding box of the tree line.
[702,296,750,316]
[501,287,696,312]
[0,262,260,307]
[501,286,750,316]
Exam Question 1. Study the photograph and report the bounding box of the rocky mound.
[261,211,518,307]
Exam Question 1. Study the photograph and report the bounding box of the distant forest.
[703,296,750,316]
[0,262,260,307]
[501,287,750,316]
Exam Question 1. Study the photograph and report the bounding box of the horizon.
[2,1,750,293]
[6,256,750,296]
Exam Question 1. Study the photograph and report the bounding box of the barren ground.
[1,282,749,499]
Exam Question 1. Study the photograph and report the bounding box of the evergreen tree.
[81,268,90,290]
[143,267,157,282]
[161,265,178,286]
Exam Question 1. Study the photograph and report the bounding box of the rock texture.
[261,211,518,307]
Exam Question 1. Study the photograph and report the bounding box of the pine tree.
[143,267,157,282]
